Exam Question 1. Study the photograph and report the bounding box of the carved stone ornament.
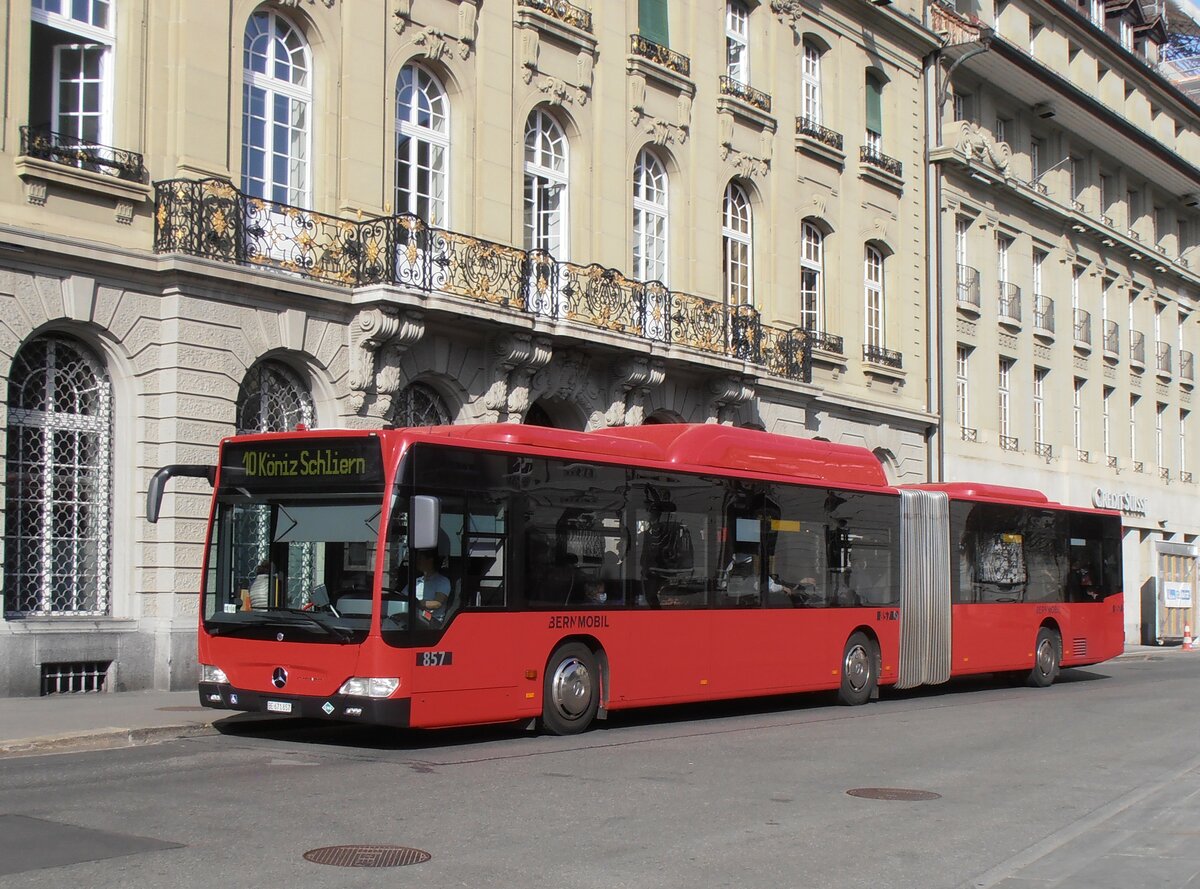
[954,121,1011,173]
[484,333,553,421]
[348,306,425,415]
[276,0,336,8]
[606,357,666,427]
[770,0,805,30]
[393,0,414,33]
[709,374,755,424]
[721,146,770,179]
[536,74,588,107]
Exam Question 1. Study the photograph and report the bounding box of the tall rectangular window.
[1033,367,1047,445]
[1073,378,1084,450]
[802,42,821,125]
[30,0,115,146]
[1033,249,1046,295]
[1070,157,1083,202]
[998,359,1012,439]
[1103,386,1113,457]
[997,234,1012,284]
[865,73,883,152]
[1181,409,1189,474]
[957,346,970,430]
[639,0,670,46]
[1130,394,1139,462]
[1030,137,1042,182]
[726,2,749,83]
[864,246,884,350]
[1157,402,1167,468]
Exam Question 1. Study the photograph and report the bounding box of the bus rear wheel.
[1027,628,1061,688]
[837,632,877,706]
[542,643,600,735]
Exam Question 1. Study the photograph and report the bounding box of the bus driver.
[404,548,452,625]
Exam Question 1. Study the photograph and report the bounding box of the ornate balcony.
[1073,308,1092,347]
[19,125,146,182]
[1134,460,1145,473]
[1000,434,1019,451]
[1107,455,1118,469]
[1157,341,1173,377]
[1160,467,1171,481]
[719,76,771,113]
[1181,350,1194,383]
[1035,442,1053,460]
[1033,295,1055,334]
[517,0,592,31]
[961,426,978,442]
[859,145,903,177]
[1102,319,1119,358]
[1077,449,1091,463]
[998,282,1021,324]
[809,329,844,355]
[795,116,843,152]
[1130,330,1146,367]
[957,265,980,310]
[1182,471,1194,484]
[153,177,812,382]
[863,344,903,369]
[1100,213,1114,227]
[629,35,690,77]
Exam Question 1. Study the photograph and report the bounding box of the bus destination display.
[220,438,384,493]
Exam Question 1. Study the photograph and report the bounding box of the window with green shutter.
[865,73,883,138]
[640,0,670,47]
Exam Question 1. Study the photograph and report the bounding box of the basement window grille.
[40,661,111,695]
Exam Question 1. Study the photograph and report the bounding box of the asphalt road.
[2,654,1199,889]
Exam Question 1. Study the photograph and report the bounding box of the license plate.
[266,700,293,713]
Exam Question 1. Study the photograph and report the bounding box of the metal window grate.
[41,661,111,695]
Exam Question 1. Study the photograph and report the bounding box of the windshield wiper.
[270,608,357,642]
[209,609,354,642]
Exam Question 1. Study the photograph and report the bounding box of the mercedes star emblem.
[272,667,288,689]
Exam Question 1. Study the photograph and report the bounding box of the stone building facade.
[0,0,937,695]
[931,0,1200,644]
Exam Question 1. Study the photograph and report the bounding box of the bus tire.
[1027,627,1061,688]
[542,643,600,735]
[837,632,877,706]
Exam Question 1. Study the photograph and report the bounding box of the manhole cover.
[847,787,941,801]
[303,845,431,868]
[155,706,208,712]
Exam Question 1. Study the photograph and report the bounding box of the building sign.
[1091,487,1148,516]
[1164,581,1193,609]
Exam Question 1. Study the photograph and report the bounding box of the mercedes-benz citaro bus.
[147,423,1124,735]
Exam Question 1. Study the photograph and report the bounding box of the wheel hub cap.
[551,658,593,718]
[844,645,870,691]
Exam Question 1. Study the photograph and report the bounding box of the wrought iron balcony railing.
[1130,330,1146,366]
[1035,441,1053,460]
[961,426,978,442]
[1160,467,1171,481]
[1077,449,1091,463]
[719,76,771,113]
[517,0,593,31]
[999,434,1019,451]
[1033,294,1054,333]
[1073,308,1092,346]
[957,265,980,308]
[859,145,903,177]
[998,282,1021,323]
[154,177,813,382]
[1157,341,1173,375]
[863,344,903,368]
[1107,455,1118,469]
[1100,213,1114,227]
[795,116,843,152]
[1103,319,1119,355]
[808,329,844,355]
[1134,460,1145,473]
[1182,350,1194,382]
[629,35,691,76]
[1183,470,1194,484]
[1072,199,1085,212]
[20,125,146,183]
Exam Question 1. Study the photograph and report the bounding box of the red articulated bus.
[148,424,1124,735]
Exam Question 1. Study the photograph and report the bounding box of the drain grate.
[847,787,942,801]
[303,845,431,868]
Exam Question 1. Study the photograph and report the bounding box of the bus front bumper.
[198,682,411,727]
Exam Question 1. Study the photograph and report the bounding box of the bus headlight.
[200,664,229,684]
[337,677,401,698]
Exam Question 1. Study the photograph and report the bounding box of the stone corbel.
[606,357,666,427]
[373,311,426,418]
[348,306,424,415]
[458,1,478,58]
[532,351,595,404]
[393,0,414,33]
[484,333,553,422]
[629,72,648,126]
[521,30,540,84]
[770,0,805,31]
[708,374,755,424]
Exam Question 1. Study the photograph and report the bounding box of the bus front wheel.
[542,643,600,735]
[837,632,877,706]
[1027,628,1061,688]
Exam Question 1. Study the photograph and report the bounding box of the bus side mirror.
[147,464,216,524]
[409,495,440,551]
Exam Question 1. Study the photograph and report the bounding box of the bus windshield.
[202,436,387,643]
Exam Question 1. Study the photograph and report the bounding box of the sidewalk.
[0,643,1191,758]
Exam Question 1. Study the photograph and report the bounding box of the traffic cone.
[1184,625,1194,651]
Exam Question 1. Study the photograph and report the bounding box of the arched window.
[722,181,753,307]
[523,109,569,258]
[800,221,824,330]
[395,63,449,226]
[31,0,115,146]
[392,381,451,427]
[4,335,112,615]
[236,360,315,434]
[865,245,885,349]
[241,9,311,205]
[802,41,822,126]
[633,148,669,284]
